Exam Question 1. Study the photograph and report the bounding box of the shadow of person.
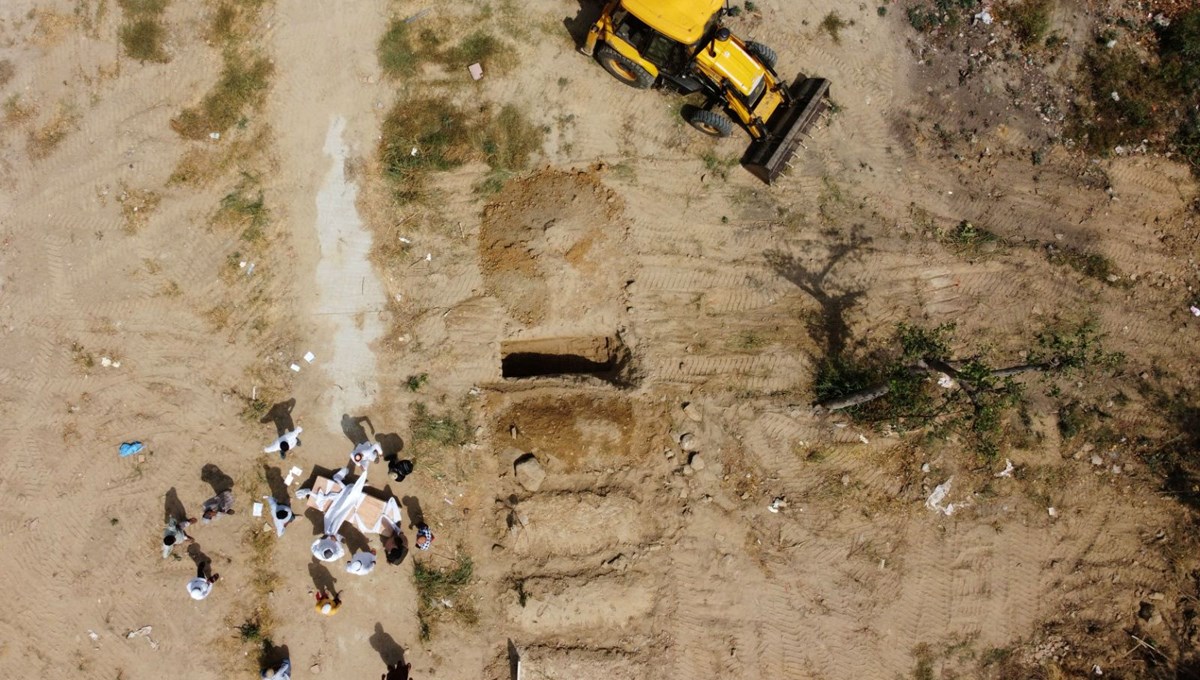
[369,622,406,668]
[164,487,188,523]
[260,398,297,437]
[259,641,290,675]
[187,543,213,578]
[200,464,234,494]
[400,496,424,529]
[341,524,371,556]
[564,0,604,46]
[377,432,404,459]
[341,413,374,445]
[264,465,290,502]
[308,559,337,595]
[303,507,324,536]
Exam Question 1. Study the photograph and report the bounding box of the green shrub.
[443,30,503,69]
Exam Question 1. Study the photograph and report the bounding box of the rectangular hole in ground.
[501,336,617,379]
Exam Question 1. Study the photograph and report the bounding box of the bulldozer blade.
[742,77,831,184]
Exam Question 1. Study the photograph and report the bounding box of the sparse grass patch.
[477,104,542,173]
[379,98,541,202]
[117,0,170,63]
[907,0,980,33]
[4,94,36,125]
[939,220,1001,256]
[120,18,168,62]
[70,341,96,370]
[406,373,429,392]
[0,59,15,88]
[214,176,270,242]
[168,125,271,187]
[820,12,848,43]
[1044,243,1126,286]
[28,105,78,159]
[409,401,472,459]
[172,50,272,139]
[442,30,503,70]
[378,19,420,78]
[413,552,475,640]
[118,187,161,234]
[1002,0,1053,48]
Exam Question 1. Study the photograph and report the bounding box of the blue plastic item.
[119,441,144,457]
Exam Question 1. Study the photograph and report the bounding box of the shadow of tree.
[764,228,870,362]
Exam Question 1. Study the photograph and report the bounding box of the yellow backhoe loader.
[580,0,831,183]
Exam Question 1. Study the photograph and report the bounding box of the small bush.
[1044,243,1124,286]
[820,12,848,43]
[378,19,420,78]
[172,50,272,139]
[1004,0,1053,47]
[120,18,169,63]
[117,0,170,63]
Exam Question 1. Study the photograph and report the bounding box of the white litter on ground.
[290,363,301,372]
[304,351,316,363]
[995,459,1014,478]
[252,502,264,517]
[925,478,958,515]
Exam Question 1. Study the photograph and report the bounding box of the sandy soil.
[1,0,1199,679]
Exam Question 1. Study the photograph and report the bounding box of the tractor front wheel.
[687,109,733,138]
[597,45,655,89]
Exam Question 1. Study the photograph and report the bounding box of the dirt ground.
[2,0,1199,678]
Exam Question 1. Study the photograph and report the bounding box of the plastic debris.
[304,351,316,363]
[925,478,957,515]
[1048,506,1058,517]
[252,502,264,517]
[290,363,301,372]
[995,459,1014,478]
[119,441,144,457]
[768,497,788,513]
[246,263,255,276]
[469,63,484,80]
[1111,91,1120,102]
[974,10,992,24]
[1189,305,1200,317]
[209,132,220,140]
[858,434,870,444]
[937,373,956,389]
[87,630,99,642]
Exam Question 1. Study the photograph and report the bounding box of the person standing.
[162,515,195,559]
[381,518,408,565]
[345,549,377,575]
[264,428,303,460]
[349,440,382,469]
[314,588,341,616]
[266,496,295,537]
[414,523,434,552]
[201,489,235,523]
[187,564,219,600]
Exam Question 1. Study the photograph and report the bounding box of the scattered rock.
[513,454,545,492]
[310,664,321,674]
[682,402,703,422]
[679,433,699,452]
[1091,454,1103,466]
[688,452,705,471]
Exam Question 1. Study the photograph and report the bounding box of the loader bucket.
[742,77,831,184]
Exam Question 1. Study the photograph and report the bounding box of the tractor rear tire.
[597,45,655,89]
[687,109,733,138]
[744,41,778,71]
